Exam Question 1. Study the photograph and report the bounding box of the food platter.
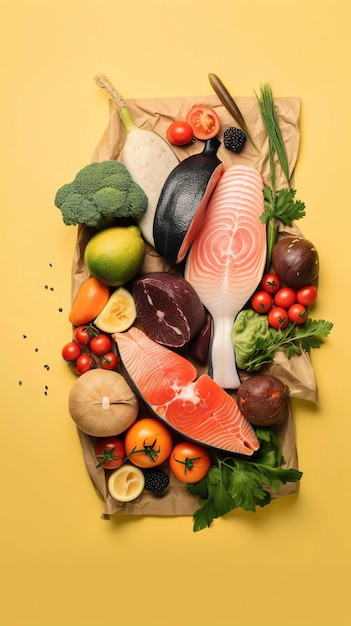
[59,81,331,529]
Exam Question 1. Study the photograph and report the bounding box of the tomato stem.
[95,446,121,468]
[173,454,206,475]
[126,438,161,463]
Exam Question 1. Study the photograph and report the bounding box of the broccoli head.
[54,160,148,229]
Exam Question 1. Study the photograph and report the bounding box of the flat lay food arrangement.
[56,73,333,531]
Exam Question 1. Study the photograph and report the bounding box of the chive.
[255,84,290,186]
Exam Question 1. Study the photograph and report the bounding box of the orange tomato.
[124,418,173,468]
[169,441,211,483]
[69,277,110,326]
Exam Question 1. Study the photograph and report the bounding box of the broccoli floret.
[54,160,148,229]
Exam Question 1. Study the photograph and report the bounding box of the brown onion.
[237,374,289,426]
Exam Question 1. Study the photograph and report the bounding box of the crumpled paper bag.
[71,92,314,519]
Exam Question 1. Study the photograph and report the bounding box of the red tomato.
[74,325,95,346]
[169,442,211,483]
[90,333,112,356]
[297,285,318,306]
[267,307,289,330]
[75,353,97,375]
[62,341,81,362]
[274,287,297,309]
[166,120,194,146]
[124,418,173,468]
[186,106,221,140]
[261,272,281,294]
[288,303,308,325]
[95,437,125,469]
[100,352,119,370]
[251,291,273,314]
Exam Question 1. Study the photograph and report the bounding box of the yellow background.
[1,1,350,625]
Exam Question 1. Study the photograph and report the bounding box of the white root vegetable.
[95,74,179,247]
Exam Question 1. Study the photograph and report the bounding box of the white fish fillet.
[185,165,266,389]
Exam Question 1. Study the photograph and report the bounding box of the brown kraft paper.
[70,92,316,519]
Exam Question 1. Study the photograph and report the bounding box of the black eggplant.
[153,137,224,263]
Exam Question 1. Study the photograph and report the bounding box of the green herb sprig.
[188,429,303,532]
[255,84,305,271]
[242,318,334,372]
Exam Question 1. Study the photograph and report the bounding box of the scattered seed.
[49,263,53,267]
[35,348,39,352]
[45,285,48,289]
[22,334,27,339]
[50,287,54,291]
[18,380,23,385]
[58,307,63,312]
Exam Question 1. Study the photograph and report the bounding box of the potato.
[271,236,319,289]
[237,374,289,426]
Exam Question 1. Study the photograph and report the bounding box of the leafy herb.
[260,185,306,271]
[243,317,334,372]
[188,429,303,532]
[255,84,303,270]
[261,186,306,226]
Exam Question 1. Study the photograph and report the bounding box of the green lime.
[84,226,145,286]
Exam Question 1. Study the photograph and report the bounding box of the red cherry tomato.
[62,341,81,362]
[274,287,297,309]
[74,325,95,346]
[95,437,125,469]
[166,120,194,146]
[100,352,119,370]
[251,291,273,314]
[267,307,289,330]
[288,303,308,325]
[186,106,221,140]
[296,285,318,306]
[169,442,211,483]
[90,333,112,356]
[261,272,281,294]
[75,353,97,375]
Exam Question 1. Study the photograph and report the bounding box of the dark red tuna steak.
[113,327,259,455]
[153,137,224,264]
[132,272,206,347]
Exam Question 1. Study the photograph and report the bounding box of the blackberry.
[223,127,247,153]
[143,469,169,494]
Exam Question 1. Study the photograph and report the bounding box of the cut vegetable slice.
[94,287,136,333]
[107,464,145,502]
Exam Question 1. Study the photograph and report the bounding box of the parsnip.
[95,74,178,246]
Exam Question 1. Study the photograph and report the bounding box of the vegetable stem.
[95,73,137,133]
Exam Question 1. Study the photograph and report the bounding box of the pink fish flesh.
[184,165,266,389]
[113,327,259,456]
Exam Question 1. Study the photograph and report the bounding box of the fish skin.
[113,327,259,455]
[184,164,266,390]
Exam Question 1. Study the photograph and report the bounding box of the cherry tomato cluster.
[94,417,211,485]
[62,324,118,375]
[251,272,318,330]
[166,105,221,145]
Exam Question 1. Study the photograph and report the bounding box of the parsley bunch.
[188,429,303,532]
[243,317,334,372]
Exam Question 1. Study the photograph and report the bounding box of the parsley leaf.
[261,186,306,225]
[188,429,303,532]
[243,318,333,372]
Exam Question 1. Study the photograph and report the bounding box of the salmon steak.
[185,164,266,389]
[113,327,259,456]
